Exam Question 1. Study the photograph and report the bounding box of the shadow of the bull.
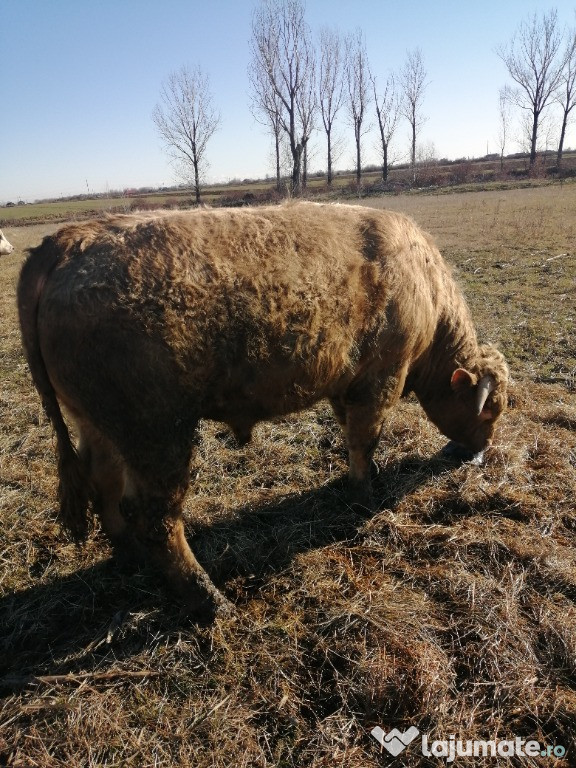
[0,451,457,691]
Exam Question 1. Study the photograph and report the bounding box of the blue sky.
[1,0,574,202]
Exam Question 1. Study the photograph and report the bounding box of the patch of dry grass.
[1,186,576,766]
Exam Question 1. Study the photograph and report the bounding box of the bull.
[17,202,508,617]
[0,229,14,256]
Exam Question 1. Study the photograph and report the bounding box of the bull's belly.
[205,387,321,421]
[202,371,333,427]
[202,384,326,447]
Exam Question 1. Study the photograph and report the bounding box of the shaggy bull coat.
[18,202,508,616]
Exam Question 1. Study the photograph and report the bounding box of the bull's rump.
[33,203,438,445]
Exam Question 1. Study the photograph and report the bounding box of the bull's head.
[422,352,508,459]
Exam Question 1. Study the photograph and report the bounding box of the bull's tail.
[17,239,92,541]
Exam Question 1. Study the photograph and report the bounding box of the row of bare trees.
[151,0,431,200]
[498,9,576,170]
[248,0,428,195]
[152,4,576,202]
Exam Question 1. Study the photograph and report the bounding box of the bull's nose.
[441,440,485,464]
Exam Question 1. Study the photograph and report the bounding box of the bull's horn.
[476,375,495,415]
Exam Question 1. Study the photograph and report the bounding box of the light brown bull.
[18,202,508,617]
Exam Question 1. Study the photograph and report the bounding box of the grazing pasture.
[1,183,575,766]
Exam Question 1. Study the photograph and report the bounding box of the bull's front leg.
[342,402,384,510]
[336,369,407,511]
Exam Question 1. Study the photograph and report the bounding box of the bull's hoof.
[213,594,236,619]
[346,480,375,514]
[232,427,253,447]
[172,568,235,621]
[109,535,148,574]
[184,586,235,622]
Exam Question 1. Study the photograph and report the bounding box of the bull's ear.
[450,368,475,392]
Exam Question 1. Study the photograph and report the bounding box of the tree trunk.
[327,130,333,186]
[529,111,539,168]
[557,109,569,169]
[275,132,281,192]
[382,142,388,182]
[377,119,388,182]
[193,158,201,204]
[291,144,302,195]
[355,123,361,185]
[411,112,417,182]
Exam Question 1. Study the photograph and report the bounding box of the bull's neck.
[408,310,479,404]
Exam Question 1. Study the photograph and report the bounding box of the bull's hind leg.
[123,484,230,618]
[119,452,232,619]
[77,423,142,566]
[79,422,229,617]
[123,483,232,618]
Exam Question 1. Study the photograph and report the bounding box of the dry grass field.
[0,184,575,766]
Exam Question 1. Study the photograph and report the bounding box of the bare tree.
[557,24,576,169]
[345,29,370,185]
[249,58,285,191]
[249,0,316,195]
[371,71,402,182]
[319,27,344,186]
[497,10,565,169]
[153,65,220,205]
[497,87,512,172]
[400,48,428,183]
[297,52,317,189]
